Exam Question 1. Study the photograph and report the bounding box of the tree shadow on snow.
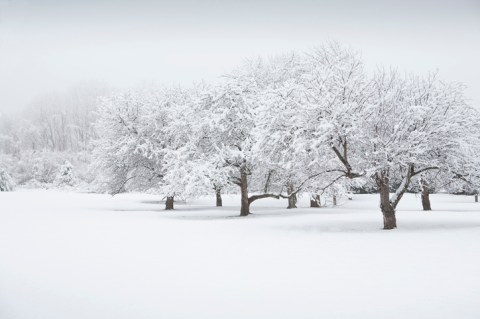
[279,221,480,233]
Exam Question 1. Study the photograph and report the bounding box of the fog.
[1,0,479,113]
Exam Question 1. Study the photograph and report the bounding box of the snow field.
[0,190,479,319]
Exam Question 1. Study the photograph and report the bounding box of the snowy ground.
[0,190,479,319]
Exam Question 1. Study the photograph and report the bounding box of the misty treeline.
[0,83,109,186]
[1,43,479,228]
[0,83,108,153]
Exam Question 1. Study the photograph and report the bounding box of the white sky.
[0,0,479,113]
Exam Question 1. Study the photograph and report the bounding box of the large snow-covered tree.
[194,67,296,216]
[156,85,233,206]
[93,86,226,209]
[260,44,370,206]
[92,89,168,199]
[356,71,479,229]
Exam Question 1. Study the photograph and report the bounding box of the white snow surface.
[1,190,479,319]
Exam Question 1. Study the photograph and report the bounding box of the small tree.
[0,168,14,191]
[55,160,75,186]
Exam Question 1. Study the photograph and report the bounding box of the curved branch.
[248,193,281,204]
[412,166,439,176]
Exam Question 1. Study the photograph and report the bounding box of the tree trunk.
[264,170,273,194]
[332,195,337,206]
[287,193,297,209]
[475,194,478,203]
[286,182,297,209]
[378,172,396,229]
[310,194,321,207]
[421,184,432,211]
[165,196,174,210]
[240,169,250,216]
[215,188,222,207]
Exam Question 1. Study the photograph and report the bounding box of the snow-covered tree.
[0,167,14,191]
[92,89,166,197]
[155,85,232,206]
[258,43,370,207]
[93,86,222,209]
[356,71,479,228]
[193,68,295,216]
[298,43,369,181]
[245,54,307,208]
[55,160,75,186]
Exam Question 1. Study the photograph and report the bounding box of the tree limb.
[248,193,281,204]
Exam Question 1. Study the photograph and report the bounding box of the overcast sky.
[0,0,479,113]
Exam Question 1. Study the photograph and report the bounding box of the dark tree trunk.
[421,184,432,211]
[165,196,174,210]
[215,187,222,207]
[332,195,337,206]
[286,182,297,209]
[310,194,321,207]
[240,168,250,216]
[287,194,297,209]
[475,194,478,203]
[377,172,396,229]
